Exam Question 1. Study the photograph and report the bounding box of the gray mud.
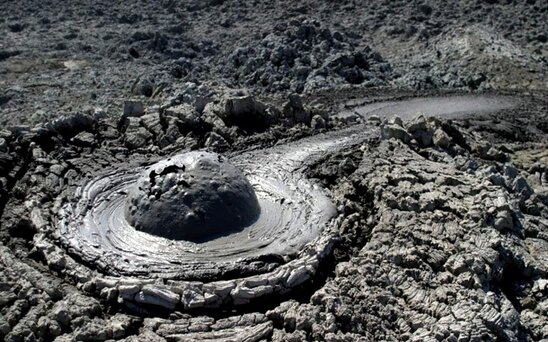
[2,92,547,341]
[57,137,340,279]
[124,151,261,241]
[337,95,517,121]
[0,1,547,340]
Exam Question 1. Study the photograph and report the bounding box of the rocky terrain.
[1,0,547,126]
[0,1,547,341]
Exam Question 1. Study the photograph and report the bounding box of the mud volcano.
[125,152,261,242]
[54,137,340,310]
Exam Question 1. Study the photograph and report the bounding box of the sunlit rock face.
[125,152,261,242]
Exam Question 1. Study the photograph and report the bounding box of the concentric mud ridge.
[51,117,377,311]
[2,95,363,311]
[56,138,343,280]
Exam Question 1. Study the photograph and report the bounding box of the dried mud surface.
[1,1,547,342]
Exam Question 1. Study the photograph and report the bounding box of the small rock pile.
[381,114,458,148]
[223,19,391,93]
[115,90,327,153]
[380,113,509,162]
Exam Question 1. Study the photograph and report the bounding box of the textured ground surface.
[1,0,546,126]
[0,92,546,341]
[0,1,547,341]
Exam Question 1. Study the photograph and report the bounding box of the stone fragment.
[368,114,382,124]
[311,114,326,129]
[140,113,163,137]
[100,287,118,301]
[223,94,267,120]
[70,131,96,146]
[72,317,110,341]
[123,101,145,118]
[406,114,428,133]
[38,317,62,337]
[118,285,140,300]
[46,113,95,137]
[283,94,310,124]
[284,266,310,288]
[204,131,230,151]
[181,289,205,309]
[243,276,268,288]
[123,117,153,149]
[109,314,135,339]
[202,280,236,298]
[387,116,403,127]
[433,127,452,147]
[94,277,119,290]
[134,287,180,310]
[512,177,533,197]
[46,251,67,271]
[163,104,201,131]
[201,103,227,130]
[231,285,273,304]
[203,292,221,307]
[200,92,278,133]
[493,209,513,231]
[381,123,412,143]
[50,293,101,326]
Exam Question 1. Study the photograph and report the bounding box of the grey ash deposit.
[0,0,547,341]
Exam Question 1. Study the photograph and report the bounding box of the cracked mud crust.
[0,0,547,340]
[0,92,546,341]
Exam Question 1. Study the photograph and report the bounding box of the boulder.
[163,104,201,132]
[204,132,230,151]
[70,132,96,147]
[123,101,145,118]
[381,124,412,144]
[311,115,326,130]
[283,94,310,125]
[433,128,452,148]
